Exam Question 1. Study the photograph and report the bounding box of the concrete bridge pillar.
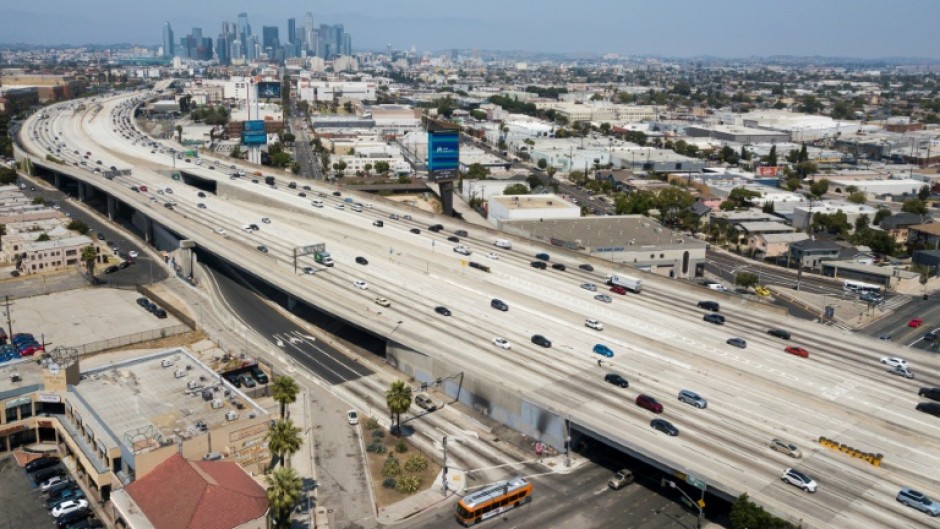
[287,295,297,311]
[106,195,116,220]
[53,173,62,188]
[77,182,86,202]
[143,217,154,244]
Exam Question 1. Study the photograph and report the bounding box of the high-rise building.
[162,22,174,58]
[342,33,352,56]
[287,18,296,44]
[304,12,314,50]
[262,26,279,49]
[237,12,250,57]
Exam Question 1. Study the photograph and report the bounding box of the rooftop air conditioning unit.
[174,369,186,378]
[211,399,224,409]
[161,359,173,368]
[187,380,200,390]
[225,410,239,421]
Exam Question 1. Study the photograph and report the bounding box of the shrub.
[366,442,386,454]
[382,477,397,489]
[382,456,401,477]
[404,454,429,473]
[366,417,380,430]
[371,428,386,439]
[395,439,408,453]
[395,475,421,495]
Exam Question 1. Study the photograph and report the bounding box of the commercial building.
[791,202,879,233]
[0,348,271,504]
[499,215,706,278]
[749,232,810,260]
[686,124,789,144]
[487,194,580,226]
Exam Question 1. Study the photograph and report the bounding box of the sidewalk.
[769,285,901,330]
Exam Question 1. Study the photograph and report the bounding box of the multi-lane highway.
[17,90,940,529]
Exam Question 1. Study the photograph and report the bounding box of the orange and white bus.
[455,477,532,526]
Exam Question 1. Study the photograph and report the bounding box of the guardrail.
[818,436,883,467]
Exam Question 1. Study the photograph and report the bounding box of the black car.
[55,509,89,528]
[579,264,594,271]
[250,366,269,384]
[919,387,940,402]
[447,236,460,243]
[551,263,567,271]
[256,245,268,253]
[298,192,307,197]
[454,230,468,237]
[118,261,131,269]
[65,518,102,529]
[226,373,242,388]
[25,457,60,473]
[104,265,119,274]
[650,418,679,436]
[355,256,369,265]
[604,373,629,388]
[434,306,452,316]
[32,467,65,483]
[428,224,444,232]
[535,252,550,261]
[726,338,747,349]
[410,228,421,234]
[154,309,167,319]
[915,402,940,417]
[697,301,720,312]
[703,314,725,325]
[768,328,791,340]
[197,192,206,198]
[332,191,342,196]
[96,233,105,241]
[530,261,547,270]
[924,331,938,342]
[490,299,509,311]
[531,334,552,348]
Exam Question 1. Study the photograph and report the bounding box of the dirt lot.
[362,418,441,507]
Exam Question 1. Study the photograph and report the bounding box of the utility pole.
[2,296,12,339]
[441,436,449,496]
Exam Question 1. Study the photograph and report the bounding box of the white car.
[486,252,499,260]
[880,357,907,368]
[128,250,138,259]
[375,297,390,307]
[364,203,373,209]
[492,337,512,350]
[52,499,88,518]
[302,267,315,275]
[346,410,359,425]
[585,319,604,331]
[454,245,472,256]
[354,280,369,290]
[261,217,271,224]
[780,468,817,493]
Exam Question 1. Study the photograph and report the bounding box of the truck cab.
[314,251,334,267]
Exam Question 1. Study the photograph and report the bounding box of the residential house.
[788,239,842,270]
[908,223,940,251]
[750,232,809,260]
[879,212,931,245]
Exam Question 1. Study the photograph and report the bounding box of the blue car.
[593,344,614,358]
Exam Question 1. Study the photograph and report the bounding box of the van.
[706,283,728,291]
[311,199,323,208]
[494,239,512,249]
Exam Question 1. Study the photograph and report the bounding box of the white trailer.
[607,273,642,293]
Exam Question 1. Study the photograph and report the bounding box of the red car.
[610,285,627,295]
[635,394,664,413]
[784,346,809,358]
[908,318,924,328]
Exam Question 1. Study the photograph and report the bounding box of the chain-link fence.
[70,324,191,356]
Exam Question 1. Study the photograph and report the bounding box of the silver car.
[678,390,707,409]
[896,487,940,516]
[770,438,802,458]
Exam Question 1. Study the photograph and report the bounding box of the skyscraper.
[162,22,174,58]
[287,18,296,44]
[237,12,250,57]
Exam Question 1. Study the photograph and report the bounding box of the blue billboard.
[241,120,267,146]
[257,81,281,99]
[427,130,459,181]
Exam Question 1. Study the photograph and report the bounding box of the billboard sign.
[427,130,459,182]
[758,166,780,176]
[257,81,281,99]
[242,120,267,146]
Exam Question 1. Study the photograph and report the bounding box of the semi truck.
[314,250,334,267]
[607,273,642,293]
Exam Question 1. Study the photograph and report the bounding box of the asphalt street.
[206,266,373,385]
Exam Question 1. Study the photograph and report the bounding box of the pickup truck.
[608,469,634,490]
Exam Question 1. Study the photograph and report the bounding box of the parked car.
[51,499,88,518]
[249,366,269,384]
[46,487,85,509]
[239,373,256,388]
[346,410,359,425]
[25,457,60,473]
[40,475,69,492]
[54,509,89,528]
[650,418,679,436]
[636,394,663,413]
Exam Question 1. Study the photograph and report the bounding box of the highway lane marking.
[275,332,357,382]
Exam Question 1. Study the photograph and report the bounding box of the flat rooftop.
[0,358,45,399]
[504,215,707,250]
[71,348,266,453]
[490,195,576,210]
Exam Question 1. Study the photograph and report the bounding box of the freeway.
[18,91,940,529]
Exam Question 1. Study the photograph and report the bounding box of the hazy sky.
[2,0,939,58]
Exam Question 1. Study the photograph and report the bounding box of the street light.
[662,479,704,529]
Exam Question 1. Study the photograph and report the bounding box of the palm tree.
[272,375,299,419]
[266,466,302,528]
[386,380,412,437]
[265,419,302,468]
[175,124,183,143]
[81,245,97,277]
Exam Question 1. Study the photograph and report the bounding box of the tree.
[266,466,302,528]
[81,245,97,277]
[901,199,928,215]
[854,214,871,233]
[762,201,775,214]
[272,375,299,419]
[265,419,302,468]
[503,183,529,195]
[374,161,390,174]
[363,163,373,176]
[918,185,931,201]
[32,196,46,205]
[735,272,759,290]
[808,179,830,199]
[798,143,809,163]
[230,145,242,159]
[615,190,656,215]
[36,233,50,242]
[343,101,353,114]
[655,187,695,226]
[0,167,17,185]
[386,380,412,437]
[464,163,489,180]
[867,230,898,257]
[175,124,183,143]
[767,145,778,166]
[873,208,891,226]
[719,146,739,164]
[546,166,557,178]
[784,177,802,191]
[537,158,548,170]
[727,188,762,209]
[729,493,799,529]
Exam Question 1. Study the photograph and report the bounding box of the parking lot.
[0,455,65,529]
[8,288,185,353]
